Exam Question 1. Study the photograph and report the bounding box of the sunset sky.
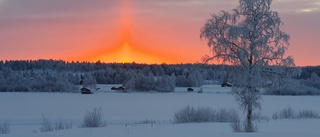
[0,0,319,66]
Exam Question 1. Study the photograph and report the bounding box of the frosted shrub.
[125,119,157,127]
[0,122,10,134]
[231,118,259,132]
[252,113,269,122]
[81,107,106,128]
[40,115,54,132]
[173,105,239,123]
[272,107,295,120]
[243,120,259,132]
[54,120,72,131]
[231,117,242,132]
[40,115,72,132]
[272,107,320,120]
[279,107,295,119]
[173,105,196,123]
[297,109,319,119]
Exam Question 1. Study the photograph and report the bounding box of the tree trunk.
[247,104,253,132]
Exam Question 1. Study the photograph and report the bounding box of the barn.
[221,82,232,87]
[80,87,92,94]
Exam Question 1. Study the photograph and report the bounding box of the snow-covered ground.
[1,85,320,137]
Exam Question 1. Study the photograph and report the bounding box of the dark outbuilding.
[111,86,126,91]
[221,82,232,87]
[80,87,92,94]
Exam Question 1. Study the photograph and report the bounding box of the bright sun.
[119,42,133,63]
[120,57,133,63]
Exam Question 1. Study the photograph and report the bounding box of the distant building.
[187,87,194,92]
[111,86,126,91]
[221,82,232,87]
[80,87,92,94]
[117,86,126,91]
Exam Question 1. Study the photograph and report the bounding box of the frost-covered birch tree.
[200,0,294,132]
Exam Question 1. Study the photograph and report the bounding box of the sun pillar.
[119,0,134,63]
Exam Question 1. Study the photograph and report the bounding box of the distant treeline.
[0,60,319,93]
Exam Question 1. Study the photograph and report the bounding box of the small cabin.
[221,82,232,87]
[111,86,126,91]
[187,87,194,92]
[80,87,92,94]
[117,86,126,90]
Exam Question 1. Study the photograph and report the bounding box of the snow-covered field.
[1,85,320,137]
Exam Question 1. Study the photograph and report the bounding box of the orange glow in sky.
[81,0,198,64]
[0,0,320,65]
[84,0,167,64]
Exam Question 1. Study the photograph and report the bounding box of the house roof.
[80,87,91,91]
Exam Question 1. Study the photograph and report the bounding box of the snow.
[1,85,320,137]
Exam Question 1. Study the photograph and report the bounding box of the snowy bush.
[252,113,269,122]
[0,122,10,134]
[231,116,242,132]
[173,105,239,123]
[231,112,267,132]
[231,118,259,132]
[173,105,196,123]
[125,119,157,127]
[272,107,320,120]
[40,114,54,132]
[40,115,72,132]
[298,109,320,119]
[272,107,296,120]
[54,120,72,131]
[81,107,106,128]
[243,120,259,132]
